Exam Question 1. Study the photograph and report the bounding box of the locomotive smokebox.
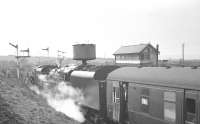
[73,44,96,65]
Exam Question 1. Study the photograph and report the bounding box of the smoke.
[38,74,47,82]
[30,74,85,123]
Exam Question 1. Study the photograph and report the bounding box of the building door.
[112,82,120,122]
[185,90,199,124]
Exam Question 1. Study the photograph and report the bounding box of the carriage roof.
[107,67,200,90]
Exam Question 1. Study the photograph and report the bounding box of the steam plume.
[30,74,85,123]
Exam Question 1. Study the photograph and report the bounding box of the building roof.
[113,44,153,55]
[107,67,200,90]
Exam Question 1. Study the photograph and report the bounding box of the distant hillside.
[0,56,115,66]
[0,56,16,61]
[165,59,200,67]
[2,55,200,67]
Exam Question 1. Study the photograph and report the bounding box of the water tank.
[73,44,96,60]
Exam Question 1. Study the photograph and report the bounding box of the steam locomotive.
[67,65,200,124]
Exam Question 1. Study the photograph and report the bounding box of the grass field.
[0,57,80,124]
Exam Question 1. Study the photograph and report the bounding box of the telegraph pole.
[182,43,185,66]
[48,47,49,57]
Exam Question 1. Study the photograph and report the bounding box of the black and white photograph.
[0,0,200,124]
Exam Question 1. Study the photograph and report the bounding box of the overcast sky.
[0,0,200,59]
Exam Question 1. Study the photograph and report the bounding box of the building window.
[186,98,196,124]
[140,53,144,60]
[116,55,119,60]
[123,55,126,60]
[164,91,176,123]
[143,48,150,60]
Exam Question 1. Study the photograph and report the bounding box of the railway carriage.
[106,67,200,124]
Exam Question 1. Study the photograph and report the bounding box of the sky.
[0,0,200,59]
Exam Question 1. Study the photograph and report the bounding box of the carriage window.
[186,98,196,124]
[141,96,149,105]
[140,95,149,113]
[113,87,120,103]
[164,92,176,123]
[140,88,149,113]
[122,83,128,101]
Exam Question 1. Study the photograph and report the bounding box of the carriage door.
[99,80,107,118]
[113,81,120,122]
[185,90,199,124]
[120,82,129,123]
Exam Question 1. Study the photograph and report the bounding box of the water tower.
[73,44,96,65]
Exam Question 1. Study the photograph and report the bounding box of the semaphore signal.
[20,48,30,58]
[42,47,49,57]
[9,42,31,79]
